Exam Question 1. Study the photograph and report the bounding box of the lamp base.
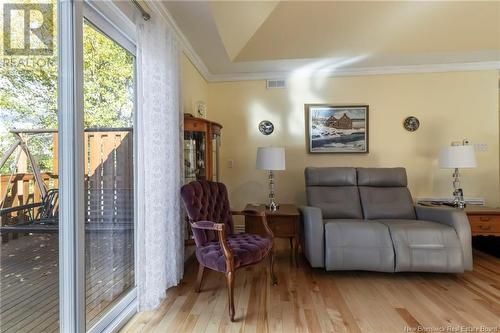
[266,202,279,211]
[266,170,279,212]
[451,169,466,209]
[453,189,466,209]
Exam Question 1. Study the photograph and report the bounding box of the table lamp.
[256,147,285,211]
[438,141,477,208]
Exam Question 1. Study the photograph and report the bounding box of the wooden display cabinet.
[184,114,222,183]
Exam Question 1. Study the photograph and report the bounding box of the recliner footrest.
[324,219,395,272]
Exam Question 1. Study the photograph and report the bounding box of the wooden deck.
[121,240,500,333]
[0,230,134,333]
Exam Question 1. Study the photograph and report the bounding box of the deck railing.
[0,173,58,225]
[0,129,133,228]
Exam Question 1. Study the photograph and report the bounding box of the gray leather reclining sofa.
[300,167,472,272]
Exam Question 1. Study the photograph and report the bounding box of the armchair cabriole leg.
[195,264,204,293]
[226,270,235,322]
[217,226,236,321]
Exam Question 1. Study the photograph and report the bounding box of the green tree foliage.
[83,23,134,129]
[0,6,134,175]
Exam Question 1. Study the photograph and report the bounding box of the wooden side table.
[244,204,300,266]
[465,206,500,236]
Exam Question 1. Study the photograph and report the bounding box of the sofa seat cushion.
[378,220,464,273]
[196,233,272,272]
[324,219,395,272]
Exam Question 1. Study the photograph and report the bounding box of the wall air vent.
[266,79,286,89]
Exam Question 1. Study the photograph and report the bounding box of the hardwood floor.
[121,239,500,333]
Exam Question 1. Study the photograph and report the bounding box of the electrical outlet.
[473,143,488,152]
[228,159,234,168]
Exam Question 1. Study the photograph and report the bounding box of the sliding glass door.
[59,1,137,332]
[0,2,60,331]
[1,2,137,331]
[82,20,135,329]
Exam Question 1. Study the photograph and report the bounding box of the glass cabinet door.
[184,131,206,182]
[212,133,220,182]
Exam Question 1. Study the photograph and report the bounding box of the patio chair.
[181,180,277,322]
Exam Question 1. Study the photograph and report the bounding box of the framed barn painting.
[305,104,369,153]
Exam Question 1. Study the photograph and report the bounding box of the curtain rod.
[132,0,151,21]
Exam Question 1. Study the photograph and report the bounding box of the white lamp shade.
[256,147,285,170]
[439,145,477,169]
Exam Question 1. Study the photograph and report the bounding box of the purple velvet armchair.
[181,180,277,321]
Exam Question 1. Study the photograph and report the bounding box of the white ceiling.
[160,1,500,81]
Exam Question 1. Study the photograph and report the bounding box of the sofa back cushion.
[357,168,416,220]
[305,167,363,219]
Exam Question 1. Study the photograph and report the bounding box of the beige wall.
[206,70,499,210]
[181,53,209,115]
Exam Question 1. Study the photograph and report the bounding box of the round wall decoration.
[258,120,274,135]
[403,116,420,132]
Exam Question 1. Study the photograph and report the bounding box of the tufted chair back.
[181,181,234,246]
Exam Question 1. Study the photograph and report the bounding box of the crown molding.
[208,61,500,82]
[149,1,211,81]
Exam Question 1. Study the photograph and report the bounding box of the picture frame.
[305,104,369,153]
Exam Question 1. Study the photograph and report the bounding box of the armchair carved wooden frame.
[181,181,277,322]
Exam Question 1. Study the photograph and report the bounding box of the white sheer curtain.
[136,10,184,310]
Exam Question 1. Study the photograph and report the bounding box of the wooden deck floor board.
[0,232,134,333]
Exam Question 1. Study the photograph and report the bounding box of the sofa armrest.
[298,206,324,268]
[415,205,473,270]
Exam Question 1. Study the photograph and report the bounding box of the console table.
[465,206,500,236]
[244,204,300,266]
